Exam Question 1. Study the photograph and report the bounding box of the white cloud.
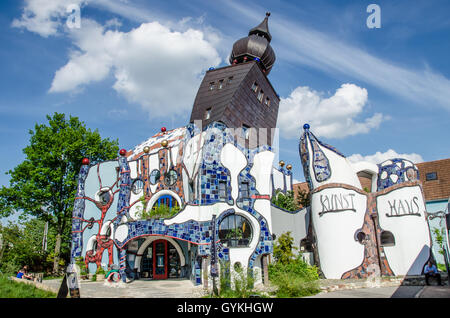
[12,0,87,37]
[278,84,385,139]
[347,149,424,165]
[49,19,221,118]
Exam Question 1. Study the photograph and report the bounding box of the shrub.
[271,190,298,211]
[269,232,320,297]
[96,266,106,277]
[268,256,320,297]
[273,232,297,265]
[210,262,264,298]
[137,197,180,219]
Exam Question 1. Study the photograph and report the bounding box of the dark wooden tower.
[189,13,279,146]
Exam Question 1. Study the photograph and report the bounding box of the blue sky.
[1,0,449,192]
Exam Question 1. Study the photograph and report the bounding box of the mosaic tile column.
[115,155,131,281]
[70,164,89,263]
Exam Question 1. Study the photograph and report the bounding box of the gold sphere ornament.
[143,146,150,153]
[279,160,285,167]
[161,140,168,147]
[286,164,292,170]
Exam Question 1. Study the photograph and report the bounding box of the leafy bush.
[271,190,298,211]
[137,197,180,219]
[96,266,106,276]
[432,227,446,257]
[273,231,297,265]
[209,262,264,298]
[269,232,320,297]
[269,256,320,297]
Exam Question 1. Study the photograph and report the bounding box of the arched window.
[131,179,144,195]
[164,169,178,186]
[218,214,252,247]
[150,170,160,184]
[354,230,367,244]
[98,190,111,206]
[380,231,395,247]
[152,194,179,211]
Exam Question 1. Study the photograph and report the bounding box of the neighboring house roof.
[417,158,450,202]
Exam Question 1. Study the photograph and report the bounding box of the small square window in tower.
[257,90,264,102]
[242,124,250,140]
[265,97,270,107]
[204,108,212,120]
[209,82,215,91]
[251,82,258,92]
[218,80,224,89]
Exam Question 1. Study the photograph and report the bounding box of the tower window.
[204,108,212,120]
[265,97,270,107]
[218,80,224,89]
[257,90,264,102]
[251,82,258,92]
[227,77,233,85]
[425,172,437,181]
[242,124,250,139]
[209,82,215,90]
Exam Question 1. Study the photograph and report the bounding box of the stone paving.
[41,278,206,298]
[35,276,450,298]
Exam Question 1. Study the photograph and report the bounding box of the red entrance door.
[153,240,168,280]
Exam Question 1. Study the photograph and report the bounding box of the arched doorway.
[139,238,183,280]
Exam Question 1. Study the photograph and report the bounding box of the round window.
[164,169,178,186]
[150,170,161,185]
[354,230,367,244]
[98,190,111,206]
[131,179,144,195]
[218,214,252,248]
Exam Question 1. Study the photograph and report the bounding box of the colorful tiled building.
[293,157,450,271]
[70,13,293,286]
[70,13,447,286]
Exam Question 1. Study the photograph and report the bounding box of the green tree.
[0,219,52,274]
[273,231,297,265]
[269,232,320,297]
[0,113,118,274]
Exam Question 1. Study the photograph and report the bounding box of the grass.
[0,274,56,298]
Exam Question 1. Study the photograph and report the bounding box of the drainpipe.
[371,214,383,276]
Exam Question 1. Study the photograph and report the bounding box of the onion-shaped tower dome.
[229,12,276,75]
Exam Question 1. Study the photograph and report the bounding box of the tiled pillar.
[71,164,89,263]
[119,249,127,282]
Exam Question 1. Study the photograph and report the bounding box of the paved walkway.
[307,285,450,298]
[40,277,450,298]
[42,278,206,298]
